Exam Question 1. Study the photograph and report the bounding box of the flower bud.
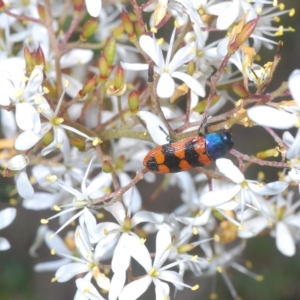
[37,4,45,20]
[128,90,139,114]
[115,155,125,171]
[112,24,124,40]
[232,82,249,98]
[74,0,84,13]
[24,44,34,74]
[114,65,124,89]
[70,138,86,151]
[177,243,196,253]
[34,45,46,67]
[121,9,136,41]
[98,54,108,82]
[102,160,112,173]
[103,36,116,66]
[187,60,195,76]
[135,21,143,37]
[228,18,258,54]
[80,18,98,41]
[78,76,96,98]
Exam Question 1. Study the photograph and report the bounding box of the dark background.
[1,1,300,299]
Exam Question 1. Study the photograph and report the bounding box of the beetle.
[143,121,233,174]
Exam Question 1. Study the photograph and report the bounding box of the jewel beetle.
[143,122,233,174]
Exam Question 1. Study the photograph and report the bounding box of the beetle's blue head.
[205,132,233,161]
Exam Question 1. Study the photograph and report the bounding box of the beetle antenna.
[198,116,210,136]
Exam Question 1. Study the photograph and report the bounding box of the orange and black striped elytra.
[143,125,233,174]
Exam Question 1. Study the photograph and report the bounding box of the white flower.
[121,28,205,98]
[248,69,300,158]
[119,228,195,300]
[43,157,112,236]
[0,207,17,251]
[0,60,43,132]
[54,223,110,292]
[239,192,300,256]
[205,0,257,30]
[202,241,261,299]
[33,228,74,272]
[251,4,293,51]
[200,158,288,222]
[15,82,96,159]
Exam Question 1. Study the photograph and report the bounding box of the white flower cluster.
[0,0,299,299]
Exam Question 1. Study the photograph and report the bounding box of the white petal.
[23,66,43,98]
[157,271,183,290]
[16,170,34,199]
[172,71,205,97]
[109,272,126,300]
[154,281,170,299]
[118,173,142,213]
[288,69,300,106]
[85,0,102,17]
[216,158,244,183]
[15,129,44,151]
[87,173,112,198]
[216,1,240,30]
[34,258,71,272]
[23,193,55,210]
[105,202,126,226]
[120,62,149,71]
[153,228,171,269]
[111,233,131,272]
[94,232,120,261]
[1,110,17,138]
[249,181,288,196]
[200,185,241,207]
[0,207,17,229]
[61,73,83,98]
[55,263,90,282]
[29,225,48,257]
[131,211,164,227]
[247,106,296,129]
[41,126,66,156]
[287,128,300,159]
[276,222,295,256]
[44,229,72,254]
[125,236,152,272]
[238,216,268,238]
[0,237,11,251]
[139,35,163,67]
[206,2,230,16]
[119,276,152,300]
[15,103,41,131]
[169,42,195,72]
[76,278,105,300]
[7,154,29,171]
[137,111,169,145]
[157,73,175,98]
[283,131,294,147]
[285,215,300,229]
[61,49,93,69]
